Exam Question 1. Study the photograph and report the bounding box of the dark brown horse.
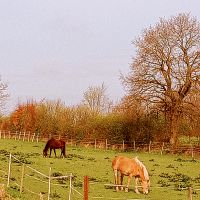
[43,138,66,158]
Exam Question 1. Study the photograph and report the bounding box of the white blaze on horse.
[112,156,150,194]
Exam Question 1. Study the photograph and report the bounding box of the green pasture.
[0,139,200,200]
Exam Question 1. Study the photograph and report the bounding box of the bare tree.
[123,13,200,145]
[82,83,113,115]
[0,76,9,114]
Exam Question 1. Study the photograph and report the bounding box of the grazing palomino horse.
[112,156,150,194]
[43,138,66,158]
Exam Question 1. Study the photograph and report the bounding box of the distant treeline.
[0,98,199,144]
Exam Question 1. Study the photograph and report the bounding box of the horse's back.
[47,138,65,148]
[60,140,65,145]
[112,156,135,167]
[112,156,138,176]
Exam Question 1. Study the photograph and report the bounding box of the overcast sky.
[1,0,200,114]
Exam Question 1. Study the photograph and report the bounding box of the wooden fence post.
[105,139,108,150]
[190,144,194,159]
[7,153,12,187]
[32,133,35,142]
[148,141,151,153]
[23,132,26,141]
[20,164,25,194]
[188,187,192,200]
[28,132,30,142]
[68,173,72,200]
[94,139,97,149]
[161,142,164,155]
[15,131,17,140]
[48,167,51,200]
[122,140,125,151]
[133,141,136,151]
[84,176,89,200]
[71,137,73,147]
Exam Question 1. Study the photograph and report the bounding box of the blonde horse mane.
[134,157,149,180]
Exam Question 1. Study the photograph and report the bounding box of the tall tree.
[123,13,200,146]
[0,76,9,114]
[82,83,113,115]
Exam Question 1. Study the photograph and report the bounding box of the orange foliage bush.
[10,102,36,132]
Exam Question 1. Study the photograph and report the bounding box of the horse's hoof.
[135,189,140,194]
[125,188,129,192]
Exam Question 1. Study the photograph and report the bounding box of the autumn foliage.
[10,102,36,132]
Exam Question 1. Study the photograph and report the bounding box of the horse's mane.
[134,157,149,180]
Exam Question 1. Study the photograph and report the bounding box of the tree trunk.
[168,108,180,147]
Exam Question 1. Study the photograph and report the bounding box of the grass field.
[0,139,200,200]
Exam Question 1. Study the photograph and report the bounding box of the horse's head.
[43,149,48,157]
[141,165,150,194]
[134,157,150,194]
[142,179,150,194]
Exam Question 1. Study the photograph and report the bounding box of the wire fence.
[0,130,200,199]
[0,153,74,200]
[76,178,198,200]
[1,130,200,158]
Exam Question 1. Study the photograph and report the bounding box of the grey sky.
[1,0,200,114]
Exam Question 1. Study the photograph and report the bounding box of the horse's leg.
[63,145,66,157]
[49,148,52,157]
[54,149,56,157]
[60,148,63,157]
[114,169,119,191]
[125,175,132,192]
[61,148,66,158]
[120,174,124,191]
[134,177,140,194]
